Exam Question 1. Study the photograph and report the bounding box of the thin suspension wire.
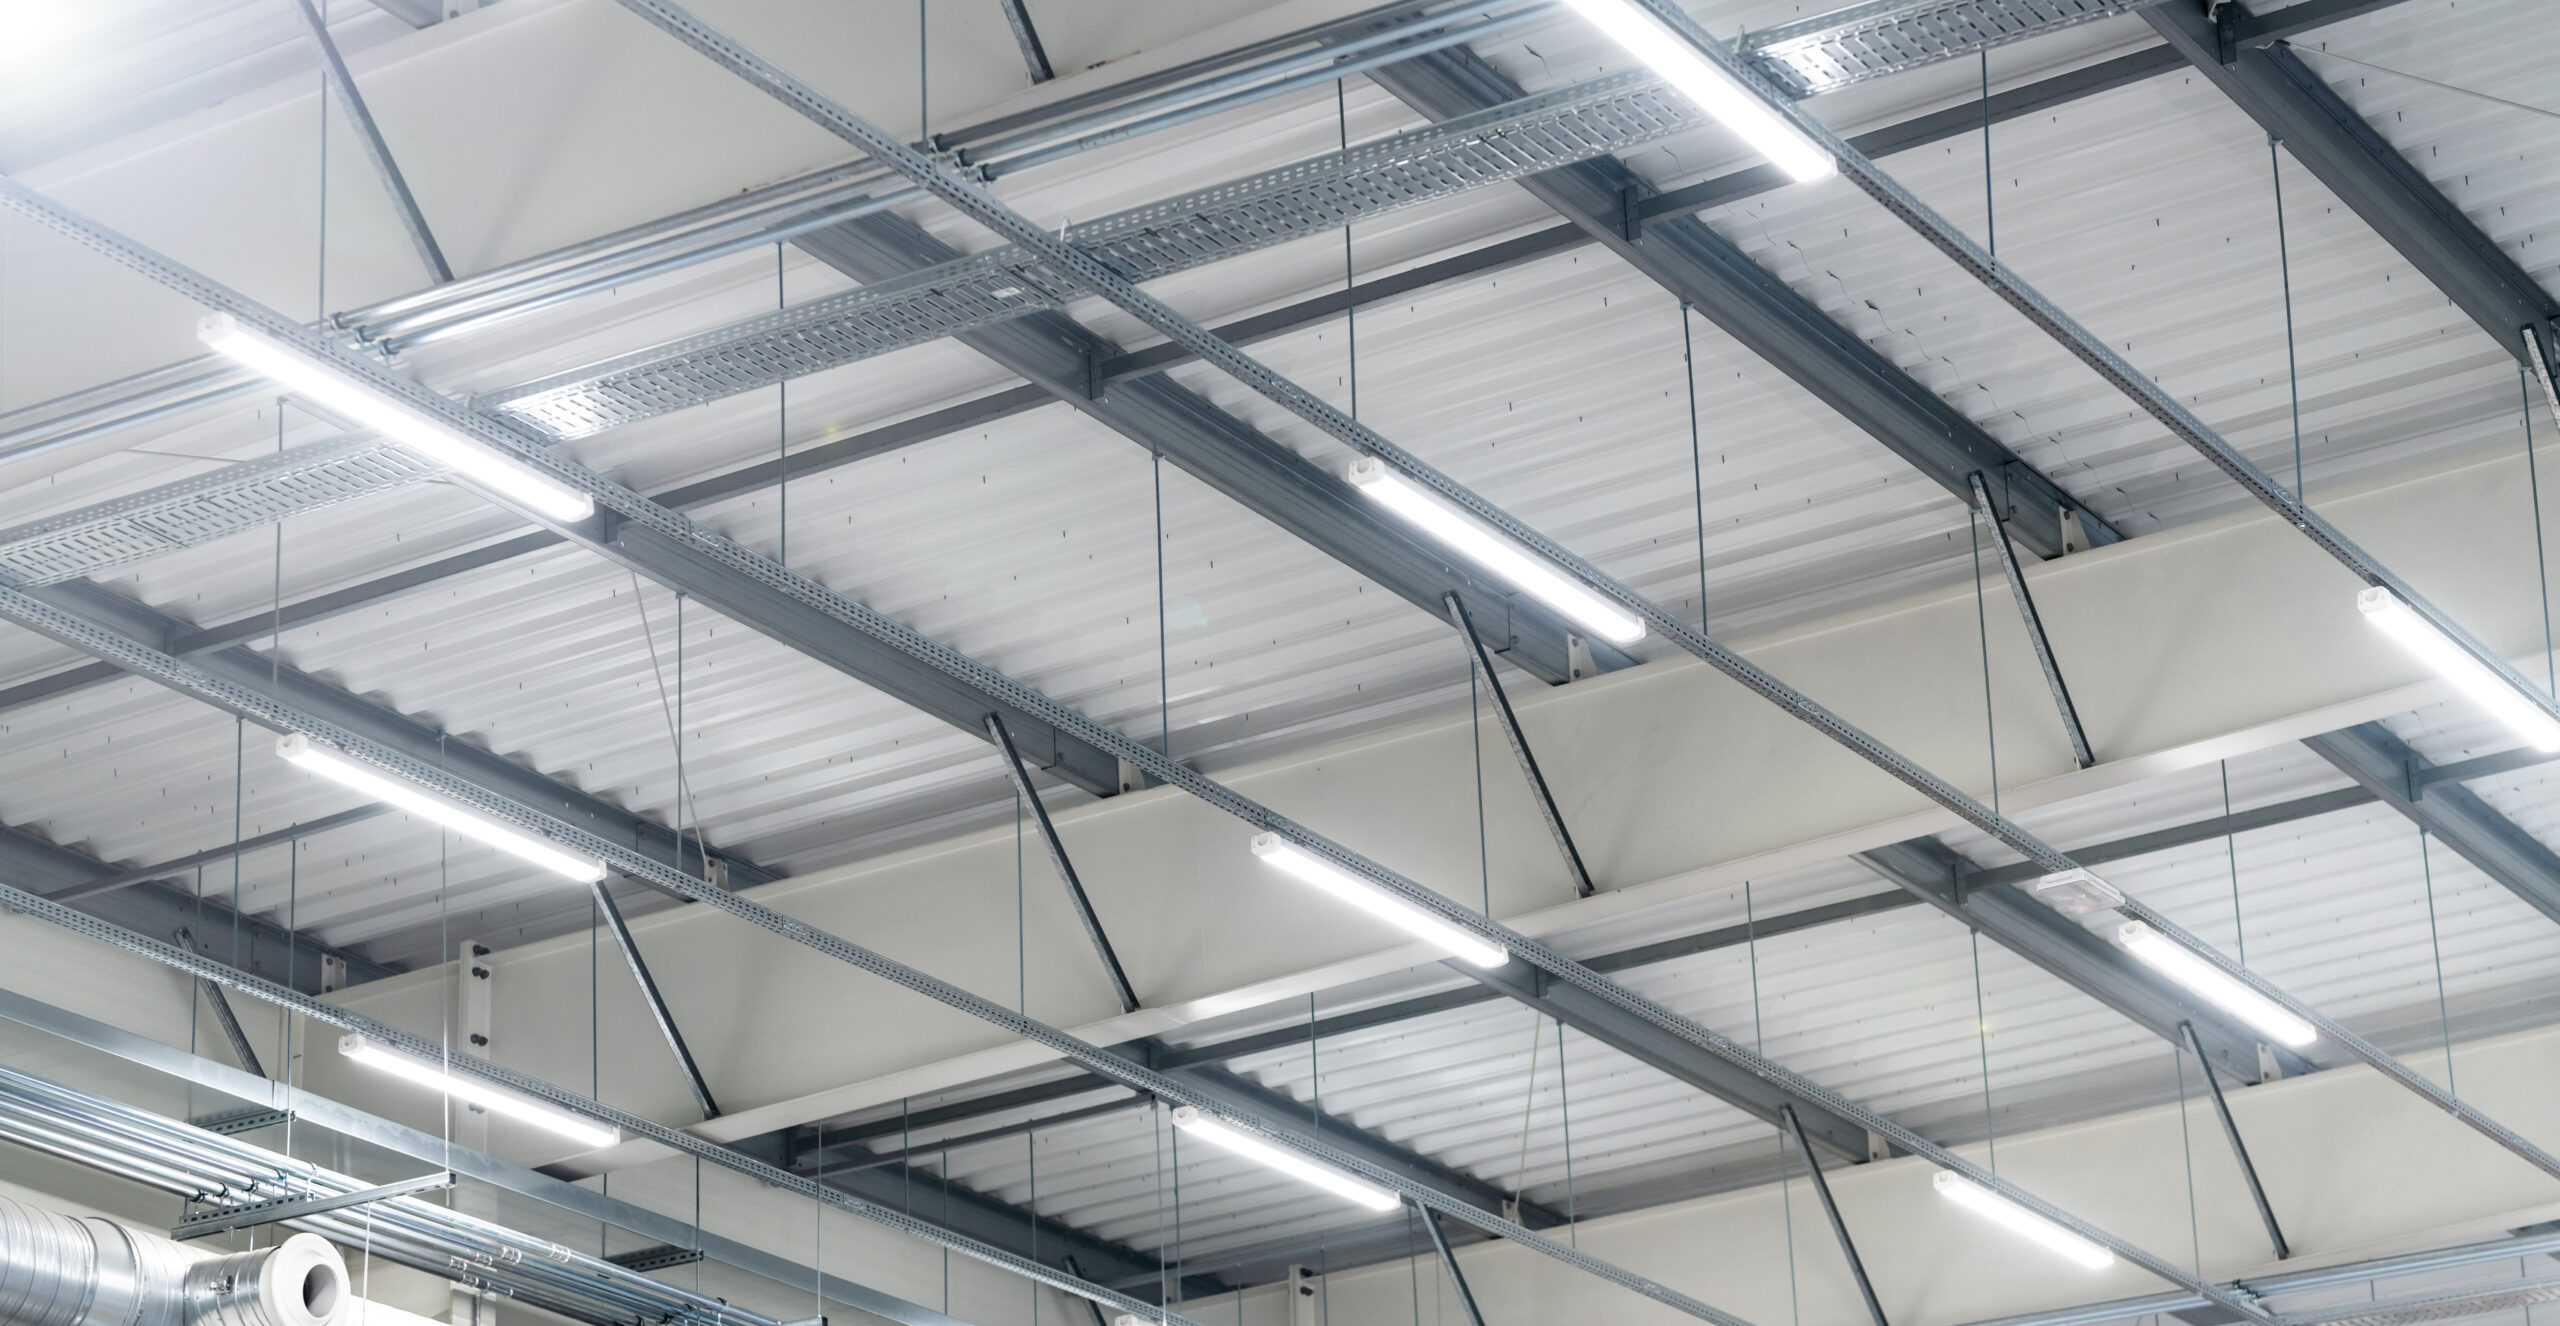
[2271,138,2305,501]
[1968,502,2002,815]
[2222,761,2247,968]
[2172,1039,2201,1276]
[1557,1017,1575,1246]
[2524,365,2556,696]
[2418,830,2458,1096]
[777,243,788,568]
[1981,50,1995,258]
[1511,1013,1542,1197]
[1970,932,1997,1173]
[1745,881,1800,1326]
[1339,79,1357,421]
[1155,452,1170,760]
[628,574,710,870]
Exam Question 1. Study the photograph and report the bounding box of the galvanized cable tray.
[0,435,431,587]
[1740,0,2157,97]
[482,71,1698,437]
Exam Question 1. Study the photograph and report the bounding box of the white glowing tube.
[1171,1106,1400,1211]
[1251,833,1506,968]
[2116,921,2315,1049]
[278,734,606,883]
[1932,1171,2116,1270]
[2357,586,2560,751]
[1557,0,1835,183]
[198,313,594,523]
[1345,459,1644,646]
[338,1034,618,1148]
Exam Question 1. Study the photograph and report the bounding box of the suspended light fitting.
[1170,1106,1400,1211]
[2357,586,2560,751]
[278,734,607,883]
[338,1034,619,1148]
[1932,1171,2116,1270]
[1250,832,1507,968]
[198,312,595,523]
[1344,458,1645,647]
[2116,921,2315,1049]
[1556,0,1835,183]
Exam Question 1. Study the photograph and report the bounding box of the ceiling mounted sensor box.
[2033,868,2124,917]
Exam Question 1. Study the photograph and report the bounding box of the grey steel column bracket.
[2179,1021,2290,1260]
[286,0,453,284]
[1446,592,1597,898]
[987,712,1142,1014]
[1968,471,2095,768]
[173,1171,456,1241]
[1779,1105,1889,1326]
[1418,1206,1489,1326]
[175,926,267,1079]
[996,0,1054,84]
[589,880,722,1119]
[607,1245,708,1273]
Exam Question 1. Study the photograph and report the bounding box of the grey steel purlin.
[2144,0,2560,371]
[1969,472,2095,768]
[605,0,2559,1229]
[2302,722,2560,926]
[1855,837,2312,1084]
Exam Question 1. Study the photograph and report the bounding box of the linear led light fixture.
[1344,458,1645,646]
[1556,0,1835,183]
[1170,1106,1400,1211]
[338,1033,619,1148]
[2357,586,2560,751]
[197,312,595,523]
[2116,921,2315,1049]
[278,733,607,883]
[1250,832,1507,968]
[1932,1171,2115,1270]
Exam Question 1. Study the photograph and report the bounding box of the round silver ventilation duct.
[0,1196,347,1326]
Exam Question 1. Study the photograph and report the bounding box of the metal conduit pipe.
[0,1197,348,1326]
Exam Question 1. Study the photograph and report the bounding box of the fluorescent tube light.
[1171,1106,1400,1211]
[198,312,595,523]
[2116,921,2315,1049]
[338,1034,618,1147]
[278,733,607,883]
[1344,458,1645,646]
[1250,833,1507,968]
[1932,1171,2115,1270]
[1557,0,1835,183]
[2357,586,2560,751]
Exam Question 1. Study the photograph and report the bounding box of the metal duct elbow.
[0,1196,348,1326]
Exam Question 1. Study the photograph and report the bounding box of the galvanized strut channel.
[601,0,2560,1209]
[0,49,2243,1326]
[0,586,1738,1325]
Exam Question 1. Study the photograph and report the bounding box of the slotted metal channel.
[483,71,1698,437]
[0,436,434,586]
[1739,0,2154,98]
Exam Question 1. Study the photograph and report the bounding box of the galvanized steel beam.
[995,0,1054,84]
[1364,46,2116,561]
[2302,721,2560,926]
[22,579,779,894]
[1853,837,2313,1083]
[2144,0,2560,372]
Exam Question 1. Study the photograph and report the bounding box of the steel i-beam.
[603,0,2560,1209]
[2301,722,2560,926]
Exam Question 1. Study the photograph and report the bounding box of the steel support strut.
[596,0,2560,1207]
[2180,1022,2290,1260]
[1781,1105,1889,1326]
[1968,472,2094,768]
[1447,593,1596,898]
[590,880,722,1119]
[995,0,1053,83]
[987,712,1141,1013]
[1418,1206,1489,1326]
[287,0,452,284]
[177,927,267,1079]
